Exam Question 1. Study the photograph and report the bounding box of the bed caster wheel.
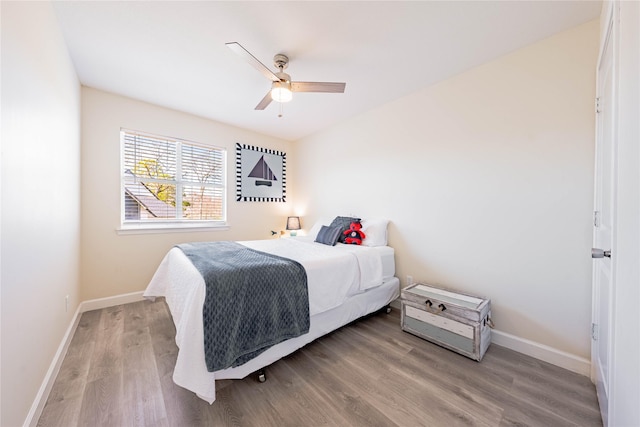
[385,305,392,314]
[257,370,266,383]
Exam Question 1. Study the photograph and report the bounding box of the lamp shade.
[286,216,301,230]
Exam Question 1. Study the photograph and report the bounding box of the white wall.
[295,20,599,360]
[81,88,293,301]
[1,2,81,426]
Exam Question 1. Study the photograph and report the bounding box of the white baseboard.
[79,290,145,313]
[491,329,591,376]
[24,291,146,427]
[80,291,144,313]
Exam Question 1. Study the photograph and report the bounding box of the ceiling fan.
[226,42,346,112]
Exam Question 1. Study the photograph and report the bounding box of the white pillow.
[361,218,389,246]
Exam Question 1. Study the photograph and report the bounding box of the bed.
[144,218,399,404]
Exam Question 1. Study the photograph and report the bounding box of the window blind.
[122,130,226,223]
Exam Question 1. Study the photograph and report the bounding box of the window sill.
[117,222,230,235]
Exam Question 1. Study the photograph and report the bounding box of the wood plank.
[86,305,124,383]
[77,374,124,426]
[285,347,399,427]
[121,325,169,427]
[362,312,601,426]
[266,357,345,426]
[36,395,85,427]
[406,304,475,338]
[37,299,602,427]
[310,333,483,426]
[37,340,96,427]
[328,323,504,426]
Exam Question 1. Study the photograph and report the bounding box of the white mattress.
[144,238,399,403]
[292,236,395,279]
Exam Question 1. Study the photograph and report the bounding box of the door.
[592,5,616,426]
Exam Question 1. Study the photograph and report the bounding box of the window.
[121,129,226,229]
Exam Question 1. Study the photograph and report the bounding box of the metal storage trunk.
[401,283,492,361]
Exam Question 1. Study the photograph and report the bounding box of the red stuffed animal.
[343,221,366,245]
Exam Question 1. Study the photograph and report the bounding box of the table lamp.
[286,216,301,236]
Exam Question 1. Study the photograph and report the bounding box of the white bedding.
[242,237,385,313]
[292,235,396,279]
[144,237,398,403]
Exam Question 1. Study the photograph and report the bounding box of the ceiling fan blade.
[291,82,346,93]
[255,91,273,110]
[226,42,280,82]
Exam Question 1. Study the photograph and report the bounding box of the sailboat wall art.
[236,143,286,202]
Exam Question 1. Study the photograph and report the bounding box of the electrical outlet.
[406,275,413,286]
[65,295,69,312]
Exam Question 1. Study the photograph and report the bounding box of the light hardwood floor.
[37,299,602,426]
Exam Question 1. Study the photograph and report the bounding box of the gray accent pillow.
[330,216,361,243]
[314,225,342,246]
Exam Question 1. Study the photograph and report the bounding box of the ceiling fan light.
[271,81,293,103]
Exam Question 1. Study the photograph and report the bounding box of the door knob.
[592,248,611,258]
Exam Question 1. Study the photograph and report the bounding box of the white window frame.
[118,129,228,234]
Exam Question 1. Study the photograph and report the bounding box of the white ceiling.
[52,1,601,141]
